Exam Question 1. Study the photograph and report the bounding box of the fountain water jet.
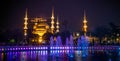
[78,35,89,57]
[50,36,54,46]
[69,35,74,47]
[66,37,69,47]
[68,35,74,57]
[56,36,62,46]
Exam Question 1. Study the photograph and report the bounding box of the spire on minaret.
[56,16,59,33]
[52,7,54,18]
[83,10,87,36]
[24,8,28,26]
[51,7,55,34]
[24,8,28,36]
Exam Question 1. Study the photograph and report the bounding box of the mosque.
[23,8,88,44]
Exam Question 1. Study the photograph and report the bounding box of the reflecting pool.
[0,49,120,61]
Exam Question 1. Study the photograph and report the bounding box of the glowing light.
[56,16,60,33]
[51,7,55,34]
[50,51,52,53]
[83,10,88,36]
[76,33,80,36]
[118,51,120,56]
[57,50,60,53]
[70,54,74,58]
[32,18,49,43]
[2,48,4,51]
[118,47,120,50]
[24,9,28,37]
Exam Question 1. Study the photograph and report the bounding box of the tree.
[94,26,110,44]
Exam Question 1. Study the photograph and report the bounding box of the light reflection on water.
[0,50,120,61]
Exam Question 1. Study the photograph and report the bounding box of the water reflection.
[0,50,120,61]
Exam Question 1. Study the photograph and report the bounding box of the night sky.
[0,0,120,32]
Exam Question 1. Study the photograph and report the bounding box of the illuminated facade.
[23,8,60,44]
[23,8,90,44]
[32,18,49,43]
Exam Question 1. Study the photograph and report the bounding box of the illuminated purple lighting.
[50,47,52,49]
[60,50,62,53]
[43,47,45,49]
[34,47,35,49]
[46,47,48,49]
[13,48,15,50]
[58,50,59,53]
[50,51,52,53]
[36,47,38,49]
[63,47,65,49]
[0,46,118,52]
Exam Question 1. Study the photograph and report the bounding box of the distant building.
[23,8,60,44]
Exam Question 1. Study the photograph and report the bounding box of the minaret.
[51,7,55,34]
[56,16,59,33]
[83,10,87,36]
[24,9,28,40]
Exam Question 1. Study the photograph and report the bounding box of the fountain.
[69,35,74,47]
[50,36,54,46]
[68,35,74,57]
[77,38,81,51]
[56,36,62,46]
[66,37,69,47]
[49,34,90,57]
[77,35,89,57]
